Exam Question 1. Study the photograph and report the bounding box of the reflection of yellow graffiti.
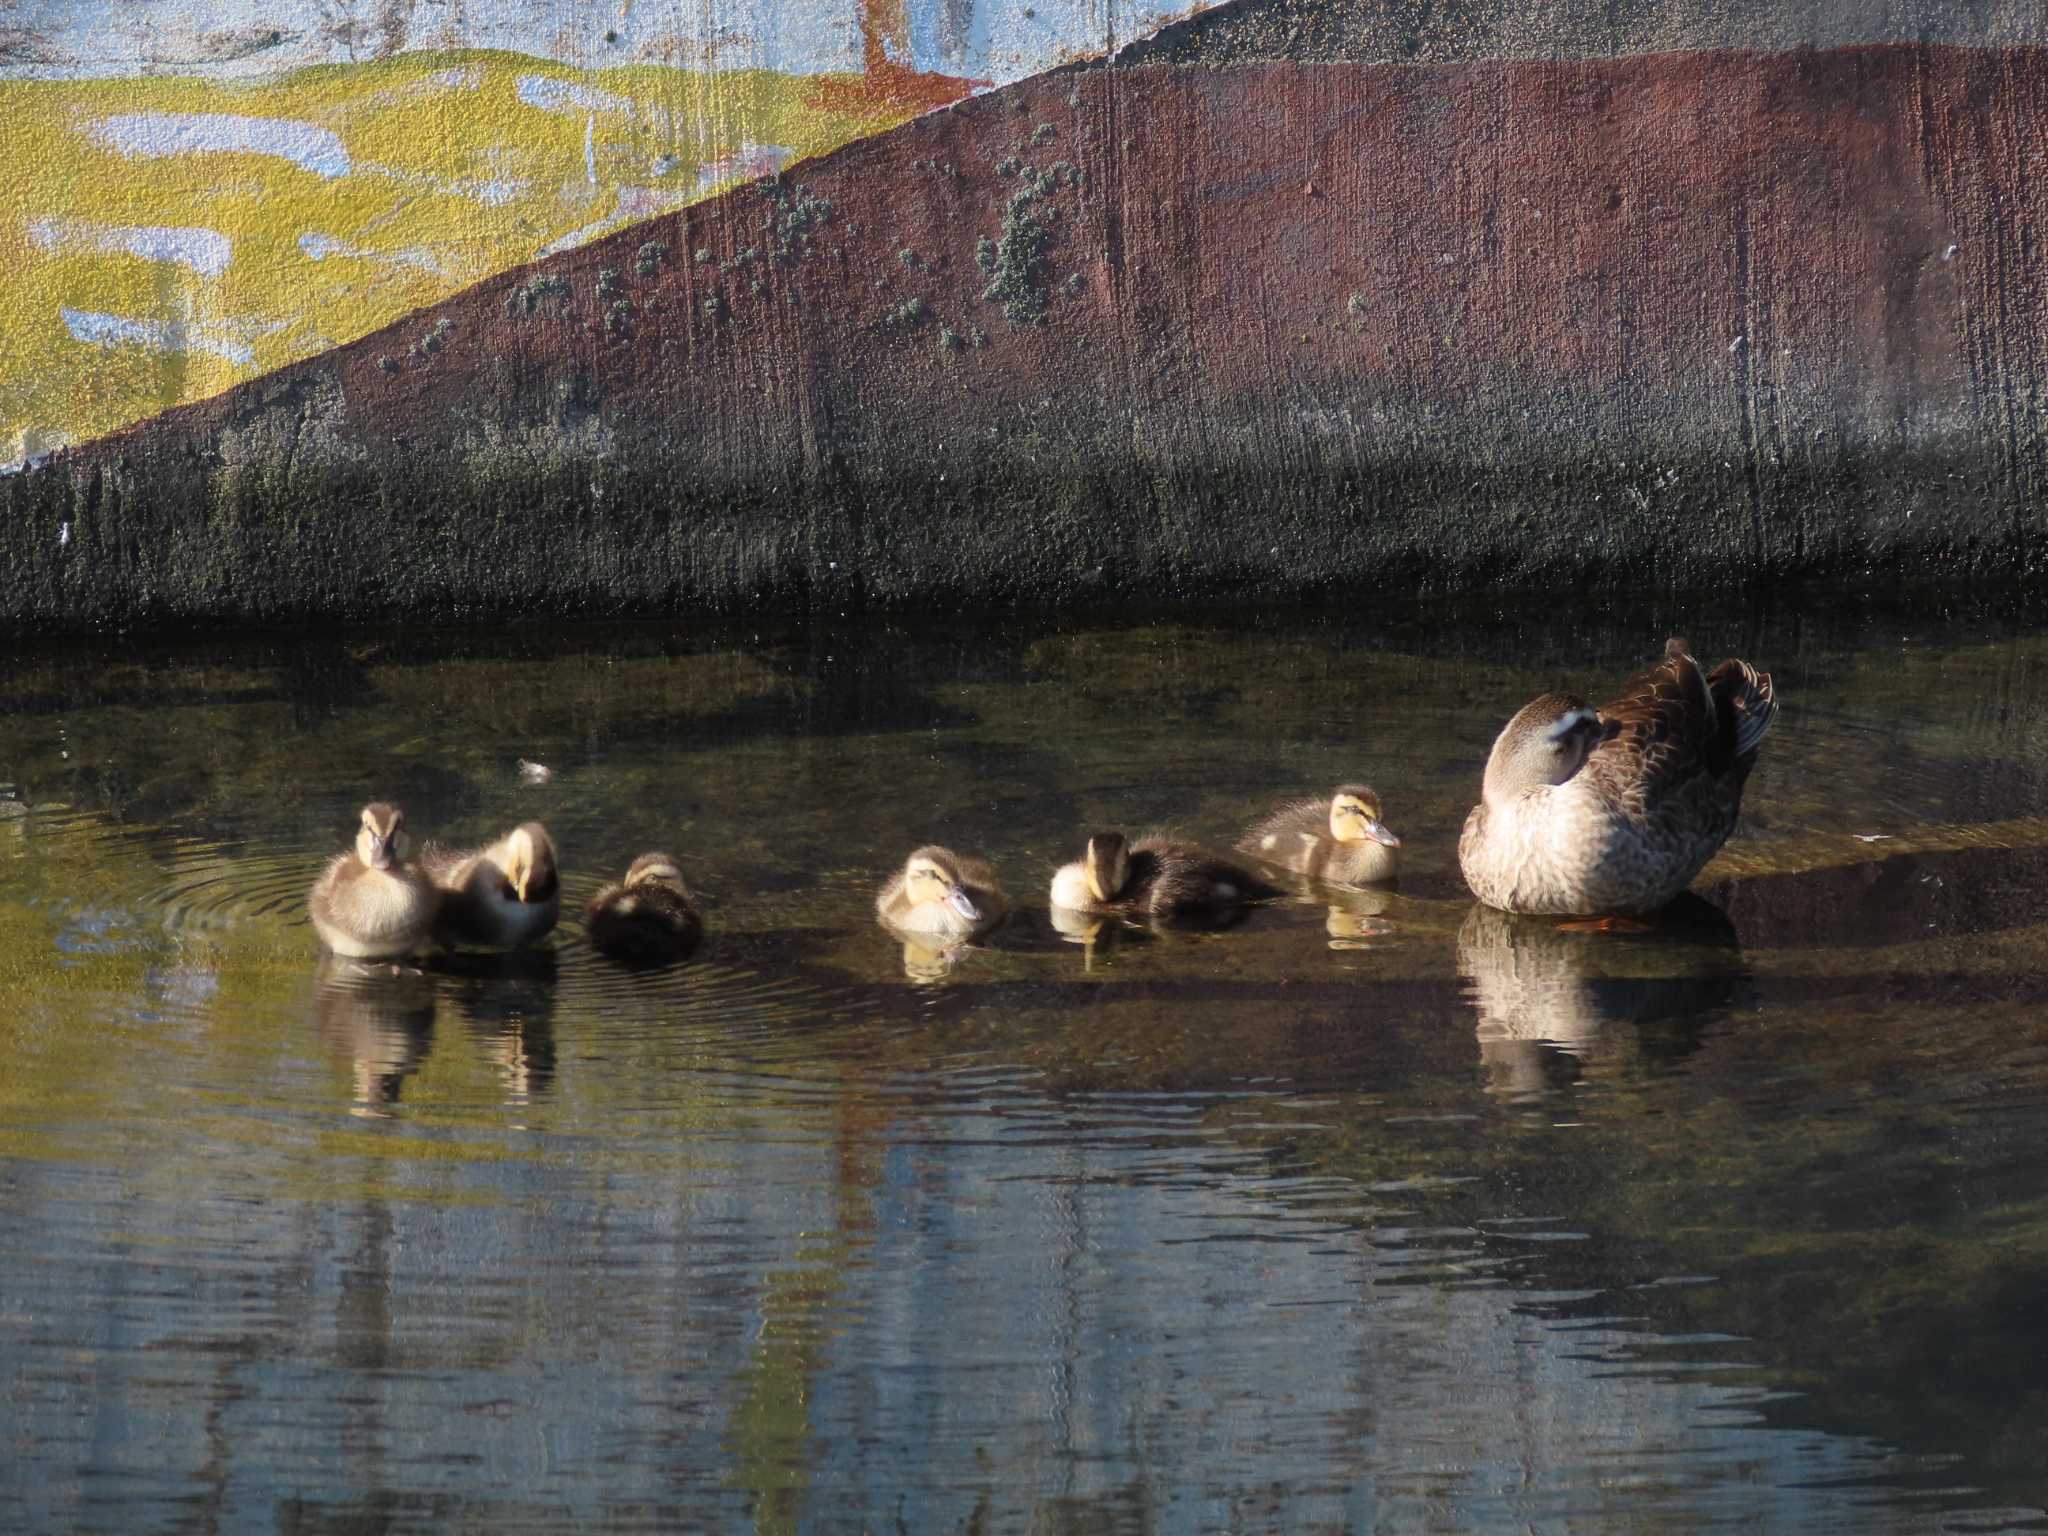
[0,52,917,465]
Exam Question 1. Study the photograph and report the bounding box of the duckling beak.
[1364,818,1401,848]
[945,884,981,922]
[368,837,394,870]
[513,872,530,902]
[1084,868,1108,903]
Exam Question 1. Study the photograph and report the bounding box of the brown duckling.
[876,845,1006,941]
[586,852,702,965]
[419,821,561,947]
[1049,831,1273,921]
[307,802,439,959]
[1239,784,1402,887]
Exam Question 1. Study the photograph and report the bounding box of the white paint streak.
[88,112,351,178]
[584,115,597,185]
[357,162,528,206]
[694,142,792,195]
[298,232,455,276]
[612,185,690,220]
[534,185,691,257]
[27,216,233,277]
[517,74,638,119]
[60,308,257,366]
[538,216,617,259]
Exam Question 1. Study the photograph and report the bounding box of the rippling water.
[6,601,2048,1530]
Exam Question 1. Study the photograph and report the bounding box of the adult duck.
[1458,639,1776,916]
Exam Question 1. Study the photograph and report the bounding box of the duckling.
[586,852,702,965]
[876,845,1006,940]
[307,802,439,959]
[1049,831,1273,921]
[1238,785,1402,887]
[1459,638,1777,916]
[419,821,561,947]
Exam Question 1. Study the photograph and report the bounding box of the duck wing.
[415,840,477,887]
[1237,798,1330,866]
[1131,840,1280,912]
[1585,638,1724,813]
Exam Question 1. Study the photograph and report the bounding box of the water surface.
[5,601,2048,1531]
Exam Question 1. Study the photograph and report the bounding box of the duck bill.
[1364,819,1402,848]
[1084,868,1108,903]
[945,885,982,922]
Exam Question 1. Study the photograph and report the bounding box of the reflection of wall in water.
[0,1066,1945,1526]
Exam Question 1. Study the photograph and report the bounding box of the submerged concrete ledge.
[7,43,2047,634]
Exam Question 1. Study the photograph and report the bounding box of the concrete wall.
[7,2,2048,631]
[1117,0,2048,66]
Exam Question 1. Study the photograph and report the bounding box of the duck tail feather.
[1713,658,1777,759]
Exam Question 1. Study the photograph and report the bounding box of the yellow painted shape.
[0,51,918,464]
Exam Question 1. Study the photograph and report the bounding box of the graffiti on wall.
[0,0,1210,467]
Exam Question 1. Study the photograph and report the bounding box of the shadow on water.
[1709,842,2048,951]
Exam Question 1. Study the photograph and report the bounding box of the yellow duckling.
[1238,785,1402,887]
[876,845,1006,941]
[1049,831,1273,921]
[586,852,702,965]
[1459,639,1777,915]
[420,821,561,947]
[307,802,439,959]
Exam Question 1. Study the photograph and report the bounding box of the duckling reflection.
[1323,885,1396,950]
[1456,897,1749,1101]
[1048,900,1145,970]
[311,953,437,1117]
[898,936,968,982]
[433,949,559,1104]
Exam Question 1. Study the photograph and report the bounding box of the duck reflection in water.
[433,948,560,1105]
[1323,886,1395,950]
[1048,901,1143,971]
[311,953,438,1118]
[1456,896,1752,1101]
[897,935,971,982]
